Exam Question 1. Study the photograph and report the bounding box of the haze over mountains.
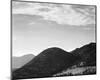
[12,42,96,80]
[12,54,35,70]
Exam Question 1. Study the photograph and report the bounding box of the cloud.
[29,22,36,25]
[12,1,95,26]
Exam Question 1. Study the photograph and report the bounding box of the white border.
[0,0,99,80]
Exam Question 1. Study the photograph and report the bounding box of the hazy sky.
[12,1,96,56]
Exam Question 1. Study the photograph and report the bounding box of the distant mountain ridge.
[12,42,96,80]
[12,54,35,70]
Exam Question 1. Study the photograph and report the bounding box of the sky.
[12,1,96,56]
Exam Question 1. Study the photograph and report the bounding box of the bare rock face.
[12,47,80,80]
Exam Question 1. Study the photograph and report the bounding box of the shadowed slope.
[12,47,80,80]
[71,43,96,66]
[53,43,96,77]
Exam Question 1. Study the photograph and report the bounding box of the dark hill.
[71,43,96,66]
[12,47,80,80]
[53,43,96,76]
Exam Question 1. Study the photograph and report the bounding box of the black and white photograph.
[12,0,96,80]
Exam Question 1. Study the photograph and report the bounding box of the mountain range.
[54,43,96,76]
[12,54,35,71]
[12,42,96,80]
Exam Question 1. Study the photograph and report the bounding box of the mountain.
[54,42,96,76]
[12,54,35,70]
[12,43,96,80]
[71,42,96,66]
[12,47,80,80]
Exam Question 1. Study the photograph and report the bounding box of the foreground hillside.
[54,43,96,76]
[12,42,96,80]
[12,47,80,80]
